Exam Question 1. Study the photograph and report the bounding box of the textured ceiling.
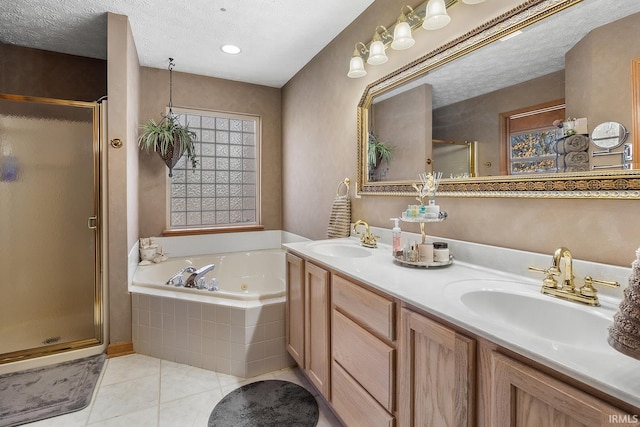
[0,0,374,88]
[375,0,640,108]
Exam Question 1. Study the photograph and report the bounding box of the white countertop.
[283,235,640,410]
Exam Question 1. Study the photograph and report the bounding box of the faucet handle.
[579,276,620,298]
[528,265,561,289]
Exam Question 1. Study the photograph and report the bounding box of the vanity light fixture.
[348,0,482,78]
[367,26,392,65]
[391,6,418,50]
[423,0,451,30]
[348,42,369,78]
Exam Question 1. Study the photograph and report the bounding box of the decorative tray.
[400,216,446,223]
[393,254,453,269]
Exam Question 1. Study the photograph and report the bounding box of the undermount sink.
[307,241,373,258]
[444,279,615,350]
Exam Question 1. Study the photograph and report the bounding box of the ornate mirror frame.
[357,0,640,199]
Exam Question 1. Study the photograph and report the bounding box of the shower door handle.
[87,216,98,230]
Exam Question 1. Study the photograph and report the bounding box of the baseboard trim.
[106,341,135,358]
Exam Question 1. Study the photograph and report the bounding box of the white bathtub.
[132,248,285,302]
[129,242,294,377]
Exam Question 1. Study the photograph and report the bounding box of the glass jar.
[433,242,449,262]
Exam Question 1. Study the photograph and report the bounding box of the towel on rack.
[554,134,589,154]
[327,179,351,239]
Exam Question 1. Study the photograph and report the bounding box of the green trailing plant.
[137,115,198,175]
[368,132,394,169]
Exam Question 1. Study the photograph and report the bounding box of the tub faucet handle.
[185,264,216,288]
[207,278,220,292]
[166,266,196,286]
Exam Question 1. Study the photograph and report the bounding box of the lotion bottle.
[390,218,402,256]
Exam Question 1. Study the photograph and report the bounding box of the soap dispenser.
[390,218,402,257]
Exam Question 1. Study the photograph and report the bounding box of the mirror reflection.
[364,0,640,184]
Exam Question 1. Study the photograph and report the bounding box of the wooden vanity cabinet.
[398,307,476,427]
[331,274,397,427]
[488,351,638,427]
[286,251,640,426]
[285,253,331,399]
[285,253,305,366]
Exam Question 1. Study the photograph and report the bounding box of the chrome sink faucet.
[529,246,619,306]
[353,220,377,248]
[185,264,216,288]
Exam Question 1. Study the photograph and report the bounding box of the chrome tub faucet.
[185,264,216,288]
[166,266,197,286]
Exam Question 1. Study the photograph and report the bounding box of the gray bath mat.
[0,353,105,427]
[209,379,319,427]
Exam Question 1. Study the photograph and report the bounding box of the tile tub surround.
[131,294,293,378]
[284,233,639,409]
[128,231,307,377]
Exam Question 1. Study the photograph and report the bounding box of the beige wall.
[566,12,640,167]
[137,68,282,237]
[282,0,640,267]
[373,84,432,181]
[0,42,106,101]
[107,13,140,344]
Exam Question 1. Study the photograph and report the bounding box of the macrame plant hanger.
[167,57,176,120]
[160,57,184,177]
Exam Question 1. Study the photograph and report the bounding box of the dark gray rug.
[0,353,105,427]
[209,379,319,427]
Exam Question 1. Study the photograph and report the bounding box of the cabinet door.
[285,253,305,367]
[399,308,475,427]
[491,351,637,427]
[305,262,331,398]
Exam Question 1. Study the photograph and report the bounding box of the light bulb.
[348,56,367,78]
[367,40,388,65]
[423,0,451,31]
[391,22,415,50]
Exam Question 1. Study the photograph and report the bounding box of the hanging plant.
[137,58,197,177]
[138,116,197,176]
[368,131,394,169]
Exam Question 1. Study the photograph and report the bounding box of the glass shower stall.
[0,94,103,363]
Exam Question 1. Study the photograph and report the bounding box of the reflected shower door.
[0,94,102,362]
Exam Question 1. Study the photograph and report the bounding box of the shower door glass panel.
[0,95,101,359]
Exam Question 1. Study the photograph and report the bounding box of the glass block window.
[168,108,260,229]
[505,102,565,175]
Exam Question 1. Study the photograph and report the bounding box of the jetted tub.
[132,248,285,301]
[129,246,292,377]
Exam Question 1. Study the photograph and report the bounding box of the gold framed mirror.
[357,0,640,198]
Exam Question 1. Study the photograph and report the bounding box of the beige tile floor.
[23,354,343,427]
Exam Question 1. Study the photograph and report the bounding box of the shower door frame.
[0,94,104,364]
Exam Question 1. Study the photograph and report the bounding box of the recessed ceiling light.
[221,44,241,54]
[499,30,523,42]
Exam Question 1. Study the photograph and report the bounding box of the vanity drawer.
[333,309,395,412]
[331,361,394,427]
[332,274,395,341]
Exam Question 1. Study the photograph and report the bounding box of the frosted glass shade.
[367,40,388,65]
[423,0,451,30]
[348,56,367,78]
[391,22,415,50]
